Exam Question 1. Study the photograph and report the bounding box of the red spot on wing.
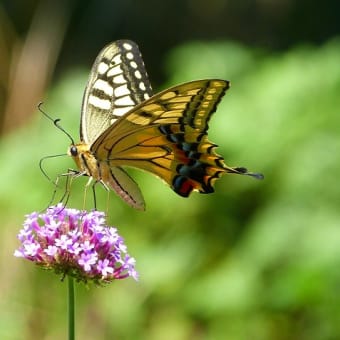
[177,179,194,197]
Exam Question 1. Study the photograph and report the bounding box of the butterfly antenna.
[38,102,75,145]
[39,153,68,182]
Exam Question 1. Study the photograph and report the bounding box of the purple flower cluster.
[14,204,138,284]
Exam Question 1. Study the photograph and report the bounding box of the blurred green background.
[1,1,340,339]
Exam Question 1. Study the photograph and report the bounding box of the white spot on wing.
[144,93,150,100]
[113,107,132,116]
[123,42,133,50]
[106,65,122,77]
[139,82,146,91]
[114,84,130,97]
[126,52,134,60]
[115,95,135,106]
[113,74,127,84]
[97,62,109,74]
[88,95,111,110]
[130,61,137,69]
[93,79,113,96]
[112,55,122,65]
[135,70,142,79]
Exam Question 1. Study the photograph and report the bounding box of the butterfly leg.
[105,187,110,216]
[60,169,81,207]
[83,176,93,210]
[88,179,110,212]
[96,180,111,215]
[42,169,79,211]
[83,176,106,211]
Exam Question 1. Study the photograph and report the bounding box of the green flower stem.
[68,276,75,340]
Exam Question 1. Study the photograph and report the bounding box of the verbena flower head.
[14,204,138,284]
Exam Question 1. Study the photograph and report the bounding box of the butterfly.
[68,40,263,210]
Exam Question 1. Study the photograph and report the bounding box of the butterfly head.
[69,145,78,157]
[67,142,96,177]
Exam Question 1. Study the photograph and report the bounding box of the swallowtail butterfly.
[68,40,263,210]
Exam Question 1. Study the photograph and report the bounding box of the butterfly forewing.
[90,80,242,197]
[91,80,229,148]
[81,40,153,144]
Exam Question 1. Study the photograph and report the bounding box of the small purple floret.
[14,204,138,284]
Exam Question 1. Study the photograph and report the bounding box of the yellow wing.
[90,79,262,198]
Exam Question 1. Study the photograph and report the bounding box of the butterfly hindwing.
[80,40,153,144]
[99,164,145,209]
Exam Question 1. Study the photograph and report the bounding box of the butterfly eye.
[70,146,78,157]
